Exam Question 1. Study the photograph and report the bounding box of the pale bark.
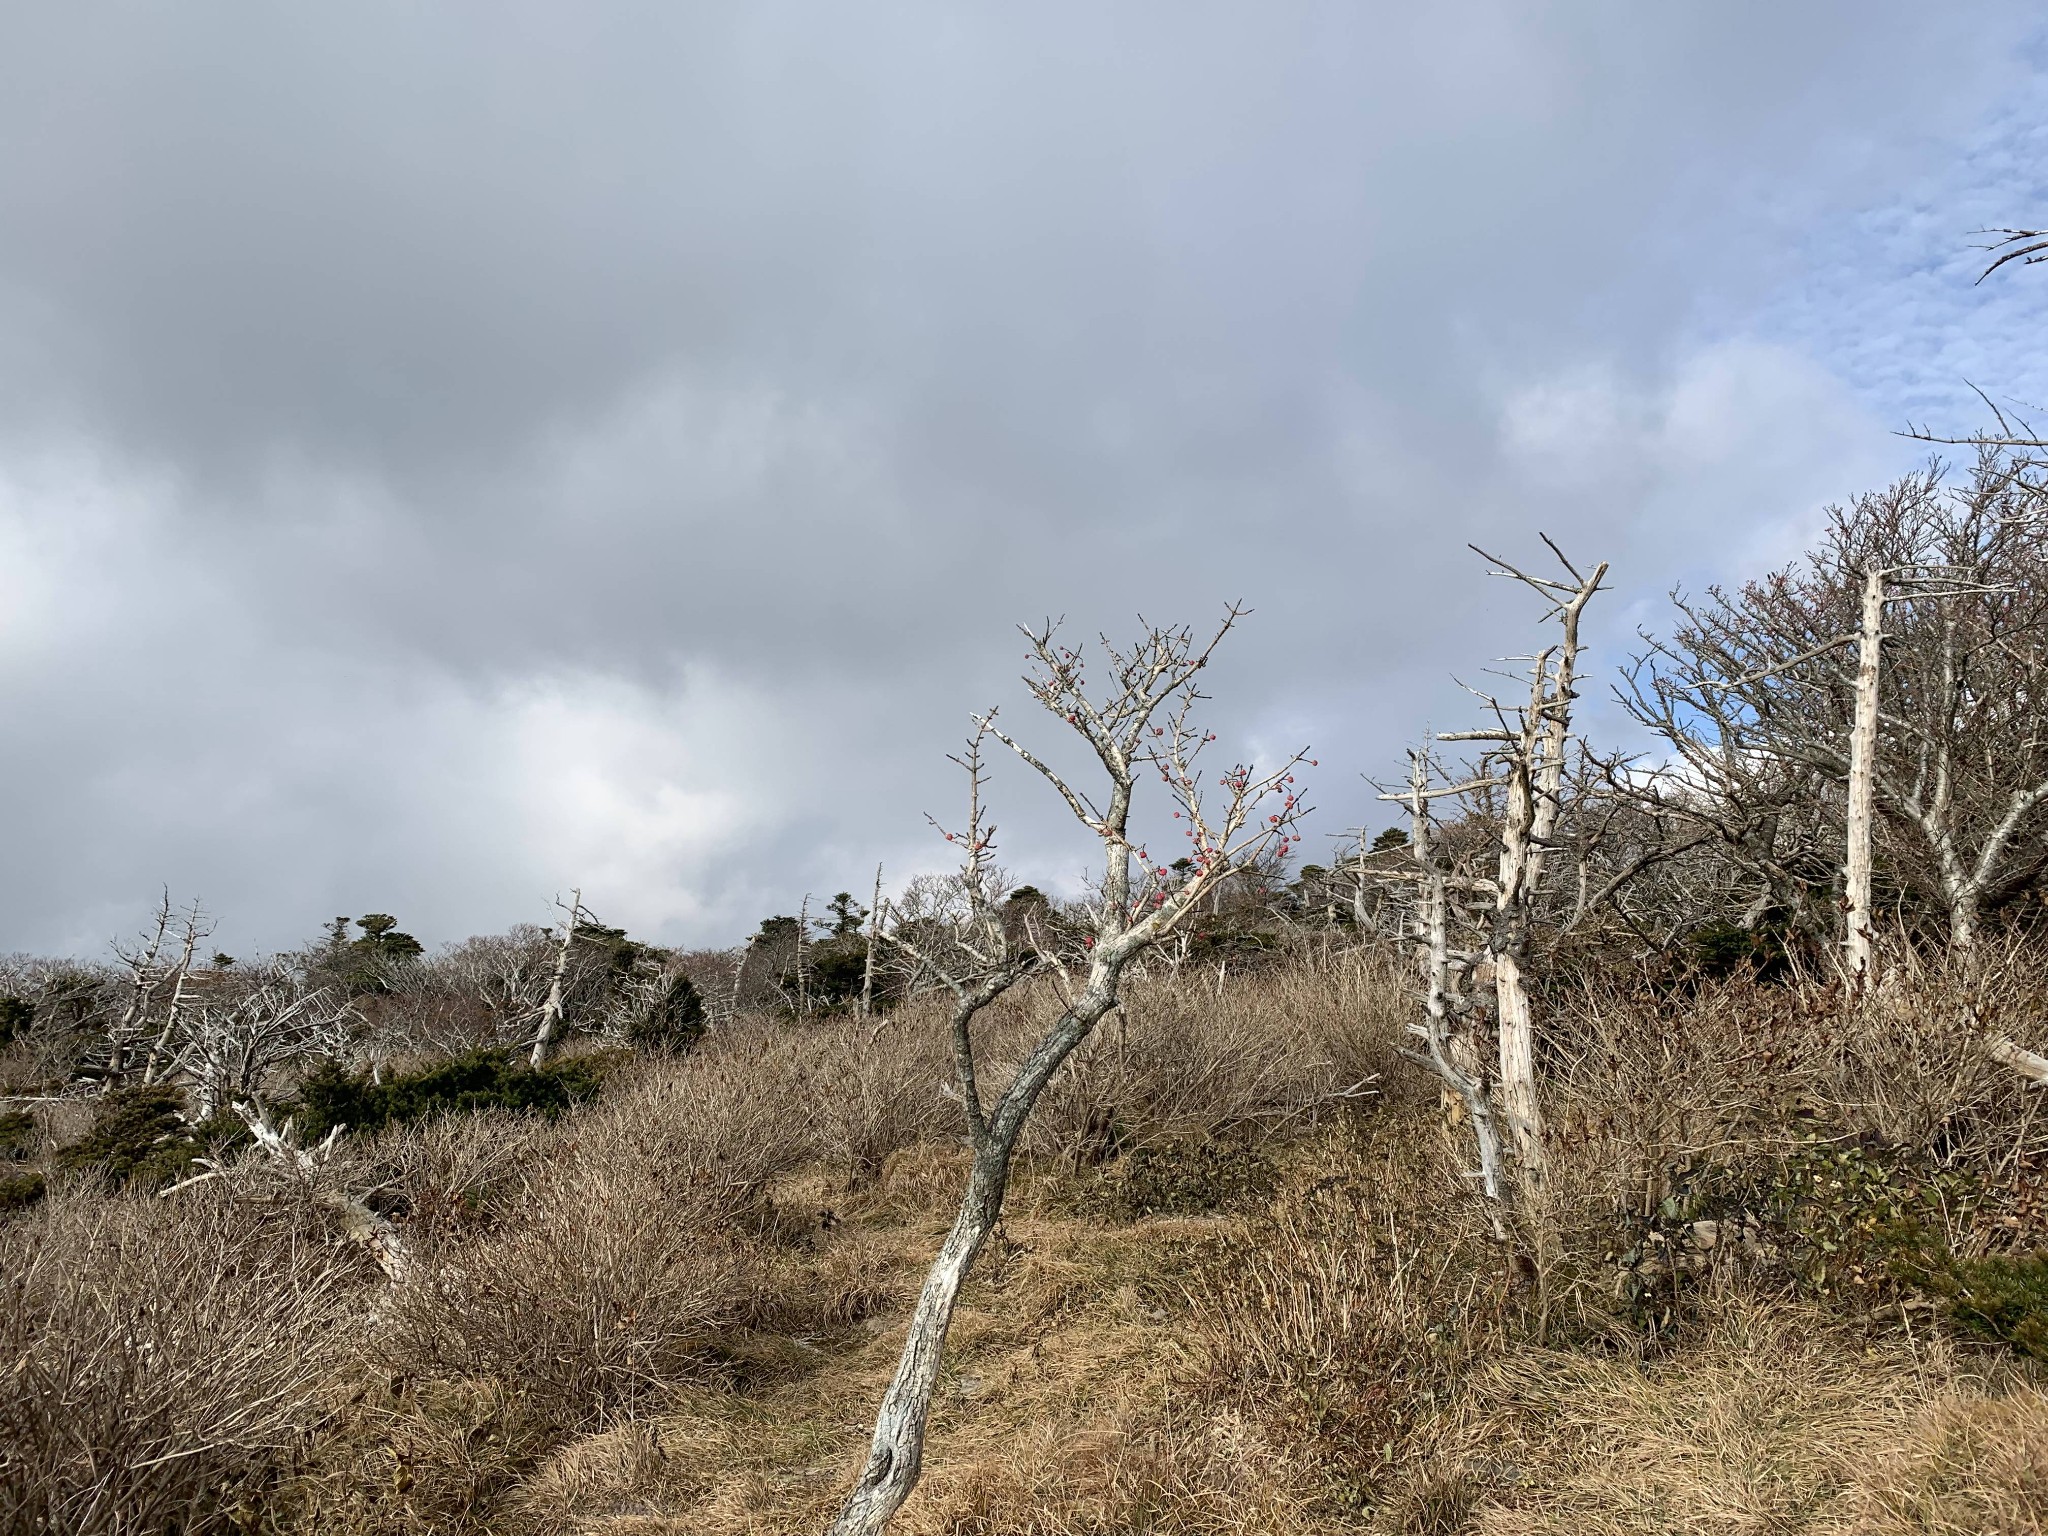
[831,980,1118,1536]
[861,863,885,1018]
[1479,547,1606,1192]
[796,893,814,1016]
[140,904,208,1085]
[104,894,174,1089]
[163,1102,410,1284]
[1987,1032,2048,1087]
[1388,752,1504,1204]
[830,611,1304,1536]
[529,889,581,1068]
[1843,565,1884,982]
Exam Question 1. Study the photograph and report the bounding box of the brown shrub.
[995,949,1408,1162]
[0,1181,362,1535]
[380,1160,763,1432]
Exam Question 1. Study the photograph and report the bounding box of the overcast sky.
[4,4,2047,957]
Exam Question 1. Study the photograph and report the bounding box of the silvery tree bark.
[829,611,1310,1536]
[529,888,582,1067]
[1394,540,1605,1199]
[1843,566,1885,981]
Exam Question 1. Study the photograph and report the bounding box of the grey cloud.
[0,4,2038,954]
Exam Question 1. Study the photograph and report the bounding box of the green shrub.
[51,1085,246,1191]
[1891,1242,2048,1360]
[292,1047,617,1140]
[0,1109,36,1160]
[622,972,707,1055]
[1684,918,1791,981]
[0,1167,44,1213]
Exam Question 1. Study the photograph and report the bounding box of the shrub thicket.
[293,1046,618,1139]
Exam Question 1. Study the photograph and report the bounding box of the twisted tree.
[829,609,1309,1536]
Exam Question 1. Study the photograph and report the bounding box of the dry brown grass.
[1370,1297,2043,1536]
[9,943,2048,1534]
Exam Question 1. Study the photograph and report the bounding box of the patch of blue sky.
[1746,44,2048,443]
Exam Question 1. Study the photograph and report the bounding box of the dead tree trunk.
[1388,751,1504,1204]
[529,889,581,1068]
[1411,542,1604,1197]
[104,892,175,1090]
[140,901,211,1086]
[1483,546,1605,1190]
[1988,1032,2048,1086]
[861,863,885,1019]
[1843,565,1884,982]
[725,938,753,1026]
[796,893,814,1017]
[833,972,1122,1534]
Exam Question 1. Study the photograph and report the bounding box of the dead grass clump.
[0,1180,361,1536]
[1546,963,2048,1345]
[782,1008,956,1182]
[1552,963,2047,1217]
[269,1375,559,1536]
[589,1029,819,1220]
[1422,1299,1960,1535]
[899,1404,1324,1536]
[1021,949,1409,1161]
[355,1107,553,1245]
[1845,1385,2048,1535]
[1188,1123,1507,1516]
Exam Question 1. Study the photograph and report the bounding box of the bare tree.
[829,610,1309,1536]
[176,962,351,1120]
[389,924,557,1056]
[93,893,214,1092]
[795,892,814,1017]
[1622,457,2048,964]
[139,899,214,1086]
[1380,541,1605,1199]
[529,889,583,1067]
[100,892,176,1090]
[1465,542,1606,1187]
[860,863,886,1019]
[1387,748,1507,1206]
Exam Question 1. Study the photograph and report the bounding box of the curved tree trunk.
[830,985,1118,1536]
[827,1146,1010,1535]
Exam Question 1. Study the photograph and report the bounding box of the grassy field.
[6,948,2046,1534]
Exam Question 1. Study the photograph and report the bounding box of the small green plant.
[0,994,32,1047]
[0,1167,44,1213]
[0,1109,36,1160]
[1762,1134,1986,1299]
[1684,918,1790,981]
[1889,1240,2048,1360]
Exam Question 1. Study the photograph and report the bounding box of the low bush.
[0,1107,35,1159]
[622,970,708,1054]
[0,1183,359,1535]
[1189,1124,1504,1516]
[293,1046,618,1139]
[1096,1135,1276,1221]
[1895,1242,2048,1361]
[50,1084,245,1191]
[0,1166,44,1213]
